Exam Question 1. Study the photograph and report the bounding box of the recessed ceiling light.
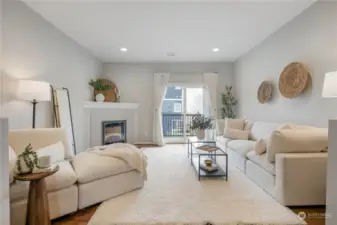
[120,48,127,52]
[212,48,220,52]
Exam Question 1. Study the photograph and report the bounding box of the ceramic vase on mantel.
[196,129,205,140]
[95,93,105,102]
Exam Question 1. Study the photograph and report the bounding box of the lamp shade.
[17,80,51,101]
[322,71,337,98]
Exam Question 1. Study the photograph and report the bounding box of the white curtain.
[153,73,170,146]
[203,73,219,138]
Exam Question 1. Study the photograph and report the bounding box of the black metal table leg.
[226,154,228,181]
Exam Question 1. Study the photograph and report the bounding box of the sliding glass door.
[162,85,204,143]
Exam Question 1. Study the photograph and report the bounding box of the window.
[175,86,182,90]
[173,103,182,113]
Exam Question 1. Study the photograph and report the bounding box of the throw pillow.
[36,141,65,164]
[224,118,245,131]
[223,128,249,140]
[254,139,267,155]
[9,146,17,184]
[267,128,328,163]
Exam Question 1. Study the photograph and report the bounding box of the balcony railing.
[162,113,197,137]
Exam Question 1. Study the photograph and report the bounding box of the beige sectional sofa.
[8,128,144,225]
[216,120,328,206]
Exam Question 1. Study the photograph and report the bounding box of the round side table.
[14,165,59,225]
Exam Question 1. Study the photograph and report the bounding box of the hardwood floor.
[52,204,325,225]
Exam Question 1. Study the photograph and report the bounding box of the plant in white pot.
[89,79,112,102]
[189,113,213,140]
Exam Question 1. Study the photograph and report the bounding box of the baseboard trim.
[134,142,156,145]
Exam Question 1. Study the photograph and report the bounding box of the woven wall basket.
[279,62,309,99]
[257,81,272,104]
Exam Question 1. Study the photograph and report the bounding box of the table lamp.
[322,71,337,98]
[17,80,51,128]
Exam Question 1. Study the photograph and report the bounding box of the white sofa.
[8,128,144,225]
[216,120,328,206]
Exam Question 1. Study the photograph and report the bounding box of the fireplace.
[102,120,127,145]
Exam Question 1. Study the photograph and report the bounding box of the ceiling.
[23,0,316,62]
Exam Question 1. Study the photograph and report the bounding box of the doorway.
[162,85,204,143]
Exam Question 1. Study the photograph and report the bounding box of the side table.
[14,165,59,225]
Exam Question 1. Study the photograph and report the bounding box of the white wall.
[2,0,102,151]
[234,1,337,127]
[102,62,234,143]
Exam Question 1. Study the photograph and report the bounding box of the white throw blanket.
[86,143,148,180]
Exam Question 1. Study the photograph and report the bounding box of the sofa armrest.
[275,152,327,206]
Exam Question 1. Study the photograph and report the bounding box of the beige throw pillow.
[267,128,328,163]
[225,118,245,130]
[223,128,249,140]
[254,139,267,155]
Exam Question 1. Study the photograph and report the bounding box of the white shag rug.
[88,145,306,225]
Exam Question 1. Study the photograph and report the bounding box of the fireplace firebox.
[102,120,127,145]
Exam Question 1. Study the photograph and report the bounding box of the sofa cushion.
[247,151,276,175]
[10,180,29,202]
[250,121,285,141]
[216,136,232,148]
[9,128,74,160]
[72,152,133,184]
[223,129,249,140]
[45,161,77,192]
[227,140,256,158]
[267,128,328,163]
[9,146,17,184]
[10,161,76,202]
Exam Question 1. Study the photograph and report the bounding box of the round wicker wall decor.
[257,81,272,104]
[279,62,309,99]
[94,79,119,102]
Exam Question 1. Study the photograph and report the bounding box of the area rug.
[88,145,306,225]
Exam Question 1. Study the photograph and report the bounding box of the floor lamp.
[322,71,337,98]
[18,80,51,128]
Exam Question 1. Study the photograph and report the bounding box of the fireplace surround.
[102,120,127,145]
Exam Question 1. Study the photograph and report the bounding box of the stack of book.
[196,145,218,152]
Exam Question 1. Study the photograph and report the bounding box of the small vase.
[196,129,205,140]
[95,93,105,102]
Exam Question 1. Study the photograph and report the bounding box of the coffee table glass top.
[188,136,215,143]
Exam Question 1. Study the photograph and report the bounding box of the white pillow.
[223,128,249,140]
[254,139,267,155]
[36,141,65,164]
[9,146,17,184]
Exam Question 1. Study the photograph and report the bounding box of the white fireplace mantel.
[84,101,139,146]
[84,101,139,109]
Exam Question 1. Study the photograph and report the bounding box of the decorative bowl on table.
[204,159,213,167]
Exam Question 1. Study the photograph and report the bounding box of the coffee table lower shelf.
[191,156,228,181]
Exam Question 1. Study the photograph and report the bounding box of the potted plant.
[220,85,238,119]
[16,144,38,174]
[189,113,213,140]
[89,79,112,102]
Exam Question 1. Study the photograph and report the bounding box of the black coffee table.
[188,138,228,181]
